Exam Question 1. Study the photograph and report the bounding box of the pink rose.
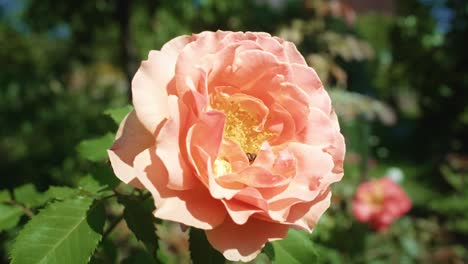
[352,178,411,231]
[108,31,345,261]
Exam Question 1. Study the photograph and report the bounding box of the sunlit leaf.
[10,197,105,264]
[104,105,133,125]
[76,133,114,162]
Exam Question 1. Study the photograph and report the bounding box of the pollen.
[211,93,275,154]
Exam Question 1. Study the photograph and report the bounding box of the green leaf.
[269,229,317,264]
[13,184,47,207]
[400,237,420,258]
[10,197,105,264]
[189,227,225,264]
[79,174,108,193]
[77,133,115,162]
[89,163,121,190]
[0,189,12,202]
[104,105,133,124]
[44,186,78,201]
[119,197,158,255]
[0,204,23,232]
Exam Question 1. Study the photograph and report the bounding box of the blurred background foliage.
[1,0,467,263]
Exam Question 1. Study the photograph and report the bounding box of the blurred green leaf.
[269,229,317,264]
[189,227,225,264]
[441,166,466,191]
[430,194,468,215]
[0,204,23,232]
[119,196,159,256]
[122,250,158,264]
[10,197,105,264]
[13,184,47,208]
[76,133,114,162]
[0,190,11,202]
[104,105,133,125]
[400,237,420,258]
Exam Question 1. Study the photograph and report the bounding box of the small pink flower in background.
[352,178,411,231]
[108,30,345,261]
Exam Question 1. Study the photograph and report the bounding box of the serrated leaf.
[10,197,105,264]
[269,229,317,264]
[77,133,115,162]
[0,189,11,202]
[119,197,158,255]
[0,204,23,232]
[13,184,47,207]
[104,105,133,124]
[189,227,225,264]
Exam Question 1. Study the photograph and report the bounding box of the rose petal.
[287,142,335,187]
[217,167,289,188]
[160,35,194,58]
[219,138,249,172]
[222,199,262,225]
[155,95,196,190]
[256,36,307,65]
[286,189,332,231]
[297,108,338,148]
[132,51,173,133]
[206,218,289,262]
[265,103,296,145]
[134,147,226,229]
[107,110,154,187]
[269,82,311,132]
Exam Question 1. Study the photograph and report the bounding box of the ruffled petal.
[155,95,196,190]
[132,51,174,133]
[107,110,154,187]
[287,142,334,187]
[222,199,262,225]
[217,167,289,188]
[134,147,226,229]
[206,218,289,262]
[160,35,194,58]
[297,108,338,148]
[256,36,307,65]
[286,189,332,231]
[265,103,296,145]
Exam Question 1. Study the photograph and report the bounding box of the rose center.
[211,94,274,154]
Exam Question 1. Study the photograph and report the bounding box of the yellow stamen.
[211,93,274,154]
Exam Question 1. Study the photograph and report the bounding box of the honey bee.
[246,152,257,163]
